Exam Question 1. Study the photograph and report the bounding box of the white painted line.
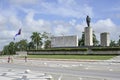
[58,75,62,80]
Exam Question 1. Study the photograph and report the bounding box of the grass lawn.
[27,54,116,60]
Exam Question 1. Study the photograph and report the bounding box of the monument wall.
[51,35,78,47]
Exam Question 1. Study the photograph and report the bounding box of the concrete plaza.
[0,56,120,80]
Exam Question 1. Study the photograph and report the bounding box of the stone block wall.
[51,35,78,47]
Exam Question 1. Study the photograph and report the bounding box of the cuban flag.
[14,28,21,40]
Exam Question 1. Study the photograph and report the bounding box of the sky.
[0,0,120,50]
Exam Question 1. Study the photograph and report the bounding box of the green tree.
[30,32,42,49]
[14,42,20,51]
[44,40,51,49]
[117,36,120,46]
[110,40,116,47]
[28,41,35,50]
[41,32,51,49]
[117,40,120,46]
[8,42,15,54]
[2,42,15,55]
[42,32,49,39]
[78,32,85,46]
[3,45,10,55]
[17,39,28,51]
[93,32,99,46]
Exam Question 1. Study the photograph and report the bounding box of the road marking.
[58,75,62,80]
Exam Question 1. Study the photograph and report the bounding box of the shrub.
[27,48,88,52]
[92,47,120,51]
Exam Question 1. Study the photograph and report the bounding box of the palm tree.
[30,32,42,49]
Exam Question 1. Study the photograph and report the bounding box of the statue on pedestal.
[86,15,91,27]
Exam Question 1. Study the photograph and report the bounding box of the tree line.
[2,32,51,55]
[1,32,120,55]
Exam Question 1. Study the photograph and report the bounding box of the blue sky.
[0,0,120,50]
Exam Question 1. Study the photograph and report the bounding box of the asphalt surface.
[0,56,120,80]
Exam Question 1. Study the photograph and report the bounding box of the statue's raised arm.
[86,15,91,27]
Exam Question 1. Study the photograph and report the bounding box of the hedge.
[27,47,120,52]
[91,47,120,51]
[27,48,88,52]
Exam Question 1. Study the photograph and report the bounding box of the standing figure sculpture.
[86,15,91,27]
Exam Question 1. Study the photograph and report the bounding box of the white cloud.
[13,0,93,19]
[9,15,22,29]
[24,12,51,33]
[0,14,18,40]
[39,0,93,18]
[0,30,16,50]
[69,19,76,26]
[54,25,69,35]
[93,19,116,33]
[0,15,7,26]
[93,19,120,41]
[52,20,75,36]
[10,0,39,5]
[74,21,87,38]
[0,15,7,30]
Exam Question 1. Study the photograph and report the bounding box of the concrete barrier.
[16,51,27,56]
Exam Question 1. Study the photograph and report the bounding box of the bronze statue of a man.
[86,15,91,27]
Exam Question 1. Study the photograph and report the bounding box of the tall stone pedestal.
[100,32,110,46]
[84,27,93,46]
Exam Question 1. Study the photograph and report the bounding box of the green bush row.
[27,48,88,52]
[27,47,120,52]
[92,47,120,51]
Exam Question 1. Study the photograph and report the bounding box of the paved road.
[0,56,120,80]
[0,63,120,80]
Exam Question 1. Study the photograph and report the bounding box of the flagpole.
[13,28,21,55]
